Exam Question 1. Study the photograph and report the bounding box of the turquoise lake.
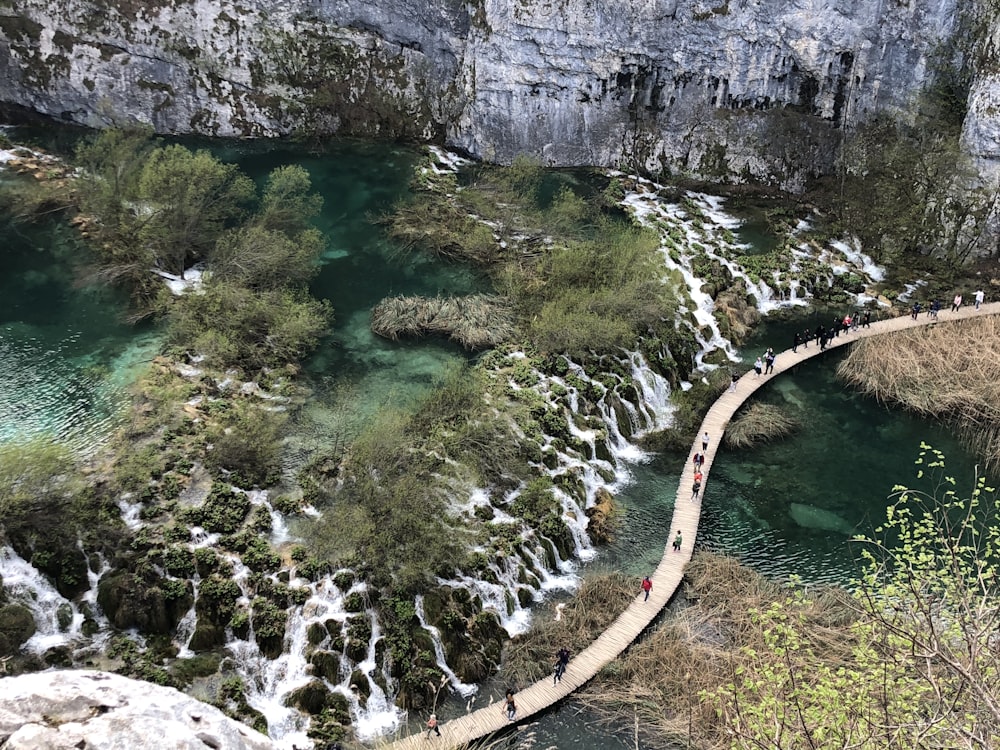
[0,132,990,749]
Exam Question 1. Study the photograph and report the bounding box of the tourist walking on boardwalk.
[911,302,921,320]
[976,289,985,310]
[692,478,702,502]
[764,348,776,374]
[842,313,852,332]
[672,530,683,552]
[702,432,710,452]
[862,310,871,328]
[952,293,963,312]
[692,452,702,471]
[753,357,763,377]
[504,691,517,721]
[793,331,801,353]
[554,646,570,684]
[832,315,842,337]
[929,299,940,319]
[641,575,653,601]
[425,714,441,738]
[729,370,738,392]
[815,325,826,350]
[801,329,810,348]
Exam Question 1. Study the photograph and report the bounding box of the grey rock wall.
[0,0,994,187]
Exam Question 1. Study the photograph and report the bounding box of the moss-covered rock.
[586,487,618,544]
[0,604,36,656]
[285,679,333,715]
[97,571,177,635]
[309,650,340,682]
[188,618,226,652]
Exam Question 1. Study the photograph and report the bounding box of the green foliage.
[831,104,998,268]
[207,403,286,488]
[306,409,463,592]
[255,164,323,236]
[211,225,324,290]
[0,604,37,657]
[75,126,154,228]
[166,279,332,370]
[0,437,75,522]
[410,364,529,486]
[75,131,333,355]
[183,482,251,535]
[510,478,558,524]
[702,446,1000,748]
[135,144,255,274]
[502,222,679,357]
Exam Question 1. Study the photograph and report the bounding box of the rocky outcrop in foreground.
[0,670,273,750]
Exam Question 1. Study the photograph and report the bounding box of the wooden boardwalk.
[386,301,1000,750]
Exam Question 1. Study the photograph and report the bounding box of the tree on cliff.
[703,444,1000,748]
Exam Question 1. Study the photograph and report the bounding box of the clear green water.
[601,310,987,587]
[216,140,484,433]
[0,187,158,451]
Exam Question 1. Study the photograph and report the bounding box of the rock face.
[0,670,273,750]
[962,17,1000,182]
[0,0,995,185]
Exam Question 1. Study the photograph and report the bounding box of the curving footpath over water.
[387,301,1000,750]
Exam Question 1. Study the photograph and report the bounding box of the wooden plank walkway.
[386,301,1000,749]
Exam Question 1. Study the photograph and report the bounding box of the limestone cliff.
[0,670,273,749]
[0,0,994,186]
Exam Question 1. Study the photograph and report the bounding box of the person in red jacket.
[641,575,652,601]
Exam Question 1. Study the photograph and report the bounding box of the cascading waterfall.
[0,545,81,654]
[413,595,478,698]
[619,177,889,367]
[223,555,403,747]
[348,609,401,740]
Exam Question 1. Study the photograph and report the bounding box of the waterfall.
[413,595,478,698]
[349,610,402,741]
[117,492,144,530]
[0,546,78,654]
[222,559,403,747]
[173,575,199,659]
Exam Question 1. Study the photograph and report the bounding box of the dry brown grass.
[500,573,636,685]
[837,316,1000,472]
[370,294,517,349]
[575,553,858,748]
[714,282,761,344]
[724,402,798,449]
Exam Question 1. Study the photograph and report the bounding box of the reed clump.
[500,573,636,685]
[713,281,761,344]
[576,553,858,747]
[836,316,1000,472]
[370,294,517,350]
[724,402,798,449]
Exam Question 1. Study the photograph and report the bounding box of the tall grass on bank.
[836,316,1000,472]
[575,554,857,748]
[501,573,636,685]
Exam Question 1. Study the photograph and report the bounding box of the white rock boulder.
[0,670,274,750]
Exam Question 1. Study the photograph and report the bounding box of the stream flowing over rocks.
[2,0,998,185]
[0,670,273,750]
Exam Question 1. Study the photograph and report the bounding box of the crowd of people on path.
[911,290,986,320]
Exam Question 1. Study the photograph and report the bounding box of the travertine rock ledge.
[0,670,273,750]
